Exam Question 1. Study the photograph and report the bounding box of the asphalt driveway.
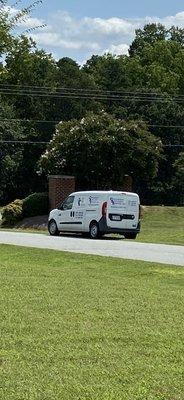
[0,231,184,266]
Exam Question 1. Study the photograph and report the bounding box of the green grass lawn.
[137,206,184,245]
[0,245,184,400]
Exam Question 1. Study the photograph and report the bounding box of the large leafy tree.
[172,152,184,205]
[40,112,162,194]
[0,0,49,204]
[0,101,24,203]
[129,23,184,57]
[47,57,100,122]
[82,25,184,204]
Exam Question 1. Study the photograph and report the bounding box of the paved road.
[0,231,184,266]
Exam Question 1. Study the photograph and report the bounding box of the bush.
[1,199,23,226]
[22,193,49,218]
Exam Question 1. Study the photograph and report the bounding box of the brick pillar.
[48,175,75,210]
[122,175,133,192]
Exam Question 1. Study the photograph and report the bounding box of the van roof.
[70,190,139,197]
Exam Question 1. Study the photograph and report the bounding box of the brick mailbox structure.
[48,175,75,210]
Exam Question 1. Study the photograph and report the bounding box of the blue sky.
[13,0,184,63]
[39,0,184,19]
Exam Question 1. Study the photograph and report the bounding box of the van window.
[61,196,75,210]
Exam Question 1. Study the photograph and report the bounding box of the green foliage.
[172,152,184,205]
[129,23,184,57]
[22,192,49,217]
[0,1,44,59]
[41,112,162,190]
[1,199,23,226]
[0,12,184,205]
[0,102,25,204]
[0,1,50,205]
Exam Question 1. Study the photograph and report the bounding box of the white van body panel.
[48,190,140,237]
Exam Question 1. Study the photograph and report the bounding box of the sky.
[10,0,184,63]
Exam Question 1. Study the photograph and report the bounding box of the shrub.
[1,199,23,226]
[22,192,49,218]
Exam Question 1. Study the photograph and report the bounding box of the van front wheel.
[89,222,100,239]
[48,220,59,236]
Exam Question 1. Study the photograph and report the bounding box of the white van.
[48,191,141,239]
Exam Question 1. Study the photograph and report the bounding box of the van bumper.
[99,218,141,235]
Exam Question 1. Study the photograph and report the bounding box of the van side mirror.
[58,203,67,211]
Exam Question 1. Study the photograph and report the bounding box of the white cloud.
[5,7,184,62]
[105,43,130,56]
[31,10,184,61]
[83,17,135,36]
[32,32,100,51]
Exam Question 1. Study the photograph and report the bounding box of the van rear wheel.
[89,222,100,239]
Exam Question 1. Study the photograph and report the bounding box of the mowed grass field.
[137,206,184,245]
[0,245,184,400]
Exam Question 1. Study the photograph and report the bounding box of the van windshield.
[60,196,75,210]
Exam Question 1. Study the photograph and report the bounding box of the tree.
[129,24,167,57]
[172,152,184,205]
[0,101,24,204]
[0,0,44,59]
[40,112,162,193]
[129,23,184,58]
[0,1,50,204]
[49,57,100,122]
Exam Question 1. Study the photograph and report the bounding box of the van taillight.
[102,202,107,217]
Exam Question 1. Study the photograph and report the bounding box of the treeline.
[0,4,184,205]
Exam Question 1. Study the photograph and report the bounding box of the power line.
[0,140,184,147]
[0,140,48,145]
[0,84,173,94]
[149,124,184,128]
[1,88,184,103]
[164,144,184,148]
[0,91,171,101]
[1,83,184,98]
[0,118,60,124]
[1,119,184,129]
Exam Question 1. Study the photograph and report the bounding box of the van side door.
[71,195,86,232]
[58,195,75,231]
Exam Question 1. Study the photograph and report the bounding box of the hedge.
[22,192,49,218]
[1,199,23,226]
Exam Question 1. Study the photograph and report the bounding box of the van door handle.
[70,211,72,217]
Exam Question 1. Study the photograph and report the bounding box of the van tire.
[124,233,137,240]
[48,220,59,236]
[89,221,100,239]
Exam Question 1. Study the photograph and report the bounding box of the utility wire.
[1,119,184,129]
[1,83,184,98]
[0,140,183,148]
[0,91,155,101]
[1,90,184,103]
[0,140,48,144]
[1,86,184,102]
